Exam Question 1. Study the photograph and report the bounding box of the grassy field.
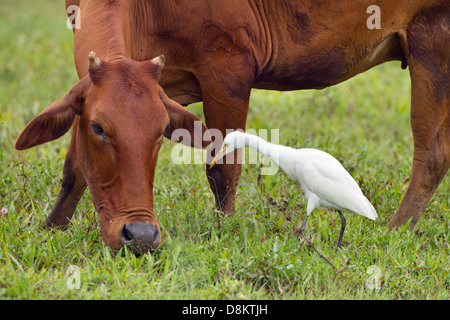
[0,1,448,300]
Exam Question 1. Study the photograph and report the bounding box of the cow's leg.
[388,8,449,229]
[203,94,251,214]
[200,74,252,213]
[42,121,86,229]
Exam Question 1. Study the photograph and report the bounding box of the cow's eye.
[91,122,105,136]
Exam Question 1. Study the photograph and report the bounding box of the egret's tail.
[355,194,378,220]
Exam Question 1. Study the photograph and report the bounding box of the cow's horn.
[151,55,165,71]
[88,51,102,71]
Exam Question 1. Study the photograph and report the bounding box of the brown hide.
[17,0,449,252]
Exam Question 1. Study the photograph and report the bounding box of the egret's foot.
[336,240,343,252]
[295,214,310,236]
[294,226,305,236]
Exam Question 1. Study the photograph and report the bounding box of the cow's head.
[15,52,208,253]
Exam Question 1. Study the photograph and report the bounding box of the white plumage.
[210,131,377,248]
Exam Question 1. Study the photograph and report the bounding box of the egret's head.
[209,131,246,168]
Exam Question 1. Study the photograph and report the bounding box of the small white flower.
[1,208,7,215]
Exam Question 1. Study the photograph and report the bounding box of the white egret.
[209,131,377,248]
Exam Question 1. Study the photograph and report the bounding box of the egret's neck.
[240,133,298,179]
[244,134,284,166]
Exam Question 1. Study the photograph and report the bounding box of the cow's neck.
[127,0,195,61]
[73,0,132,78]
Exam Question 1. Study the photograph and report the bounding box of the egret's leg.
[299,213,310,231]
[295,212,311,237]
[297,195,319,233]
[336,211,346,249]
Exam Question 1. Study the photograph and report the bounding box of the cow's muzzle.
[121,222,160,254]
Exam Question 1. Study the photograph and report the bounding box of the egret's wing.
[295,152,377,219]
[297,150,361,192]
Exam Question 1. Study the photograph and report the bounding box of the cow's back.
[69,0,445,98]
[253,0,444,90]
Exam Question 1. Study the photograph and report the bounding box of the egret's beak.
[209,145,228,169]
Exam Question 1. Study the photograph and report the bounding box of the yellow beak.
[209,145,228,169]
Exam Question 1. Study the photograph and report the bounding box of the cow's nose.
[121,222,160,254]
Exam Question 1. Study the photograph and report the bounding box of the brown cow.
[16,0,449,252]
[15,52,210,253]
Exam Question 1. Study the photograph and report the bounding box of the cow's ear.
[158,86,211,149]
[146,55,165,82]
[15,78,90,150]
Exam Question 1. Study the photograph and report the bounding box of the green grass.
[0,0,448,300]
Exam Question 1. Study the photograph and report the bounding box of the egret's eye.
[91,122,105,136]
